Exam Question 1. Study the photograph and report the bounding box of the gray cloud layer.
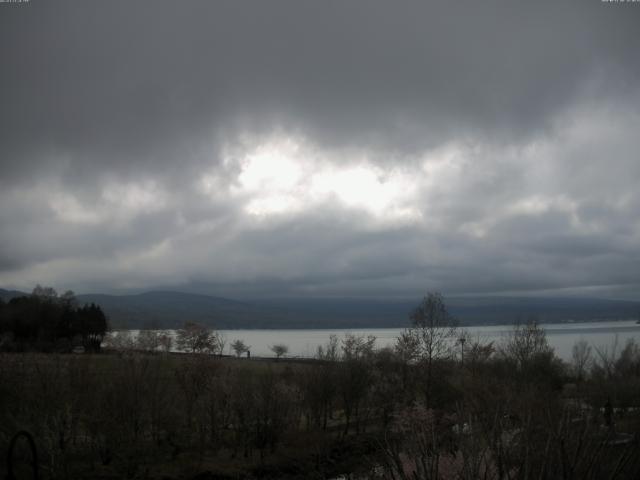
[1,1,639,298]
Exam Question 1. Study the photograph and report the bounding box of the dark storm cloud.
[3,0,639,174]
[1,0,639,298]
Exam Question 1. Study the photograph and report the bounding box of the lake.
[212,319,640,361]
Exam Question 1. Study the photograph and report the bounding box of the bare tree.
[157,331,173,353]
[341,334,376,362]
[136,329,161,352]
[176,321,223,355]
[571,339,592,382]
[316,334,339,361]
[338,334,376,435]
[394,329,421,398]
[103,330,135,351]
[304,335,340,430]
[395,329,421,364]
[31,284,58,301]
[593,335,619,380]
[409,292,458,404]
[465,339,495,368]
[615,338,640,377]
[231,339,249,358]
[500,318,551,370]
[60,289,78,309]
[174,356,215,434]
[269,343,289,359]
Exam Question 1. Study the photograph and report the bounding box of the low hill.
[0,288,27,302]
[1,288,638,329]
[76,291,291,329]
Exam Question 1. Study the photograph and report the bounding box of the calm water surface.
[212,320,640,361]
[123,320,640,361]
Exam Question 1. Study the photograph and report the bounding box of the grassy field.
[0,352,385,479]
[3,327,640,479]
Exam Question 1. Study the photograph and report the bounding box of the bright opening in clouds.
[1,1,639,299]
[227,136,419,220]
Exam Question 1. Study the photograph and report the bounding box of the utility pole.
[459,336,466,367]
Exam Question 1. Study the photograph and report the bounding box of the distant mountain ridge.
[0,289,27,302]
[1,288,639,329]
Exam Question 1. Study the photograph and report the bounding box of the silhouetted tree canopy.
[0,286,108,352]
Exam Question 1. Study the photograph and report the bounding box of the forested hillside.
[2,289,638,329]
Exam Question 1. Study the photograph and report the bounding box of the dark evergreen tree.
[0,288,109,352]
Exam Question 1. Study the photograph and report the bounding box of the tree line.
[0,285,108,353]
[2,292,640,479]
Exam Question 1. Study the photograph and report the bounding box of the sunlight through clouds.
[228,136,421,221]
[308,165,420,220]
[237,139,304,191]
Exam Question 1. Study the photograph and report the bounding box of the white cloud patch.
[49,180,167,225]
[212,136,423,221]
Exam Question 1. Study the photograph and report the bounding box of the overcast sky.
[1,1,639,299]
